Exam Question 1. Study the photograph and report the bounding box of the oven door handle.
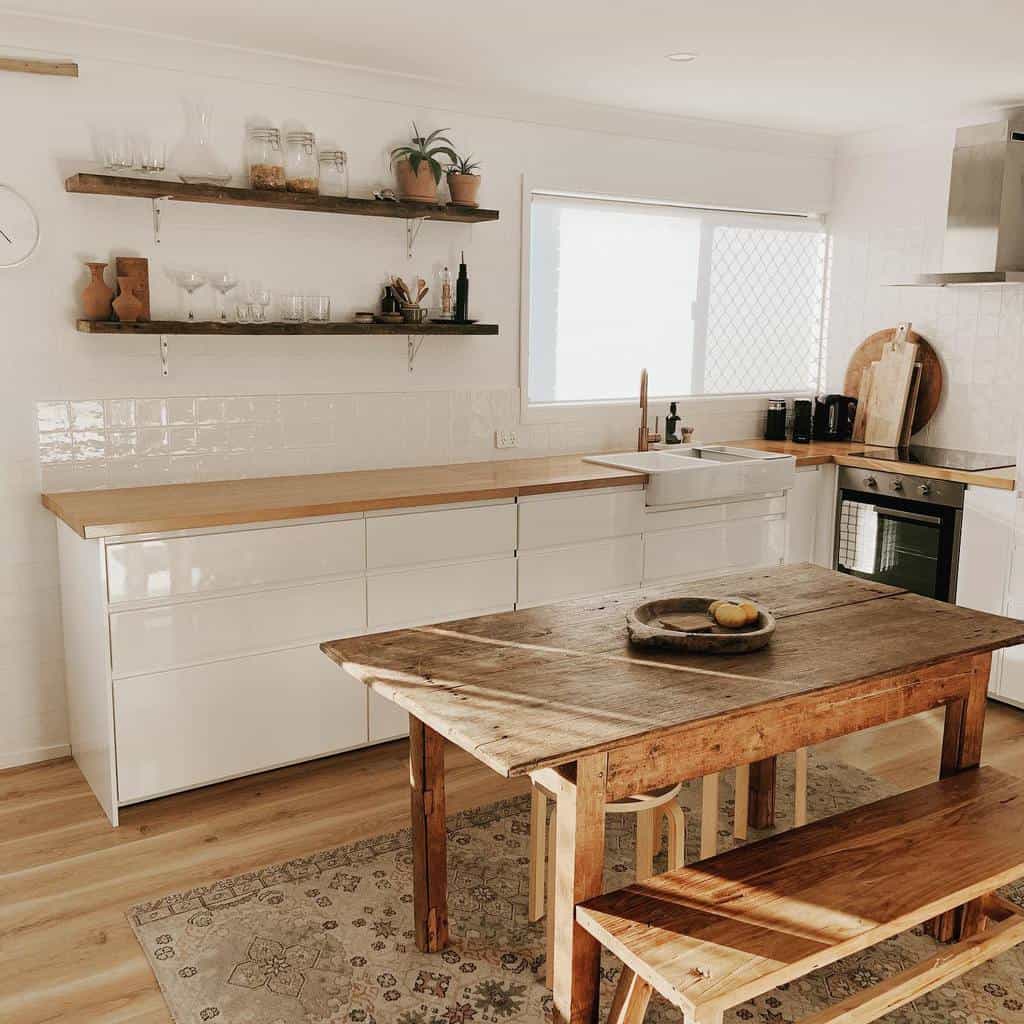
[871,506,943,527]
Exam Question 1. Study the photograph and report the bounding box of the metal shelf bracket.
[152,198,163,245]
[159,334,169,376]
[407,334,425,373]
[406,217,426,260]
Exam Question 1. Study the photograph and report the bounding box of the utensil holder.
[401,304,428,324]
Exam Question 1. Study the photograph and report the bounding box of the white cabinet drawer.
[643,494,786,534]
[518,488,644,550]
[110,577,366,677]
[106,518,366,603]
[517,536,643,607]
[643,516,786,583]
[367,556,516,630]
[369,692,410,743]
[114,645,368,803]
[366,502,516,570]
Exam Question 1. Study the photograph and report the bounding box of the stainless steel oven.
[834,467,964,602]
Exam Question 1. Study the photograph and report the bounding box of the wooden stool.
[528,781,687,986]
[732,747,808,843]
[578,766,1024,1024]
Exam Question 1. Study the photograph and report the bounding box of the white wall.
[0,14,833,767]
[827,114,1024,455]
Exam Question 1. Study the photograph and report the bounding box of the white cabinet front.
[369,691,410,742]
[367,556,516,630]
[107,517,366,603]
[518,488,644,550]
[366,502,515,569]
[114,645,368,803]
[643,515,786,584]
[110,576,367,677]
[517,535,643,607]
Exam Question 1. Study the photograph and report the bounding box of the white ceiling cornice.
[0,9,838,162]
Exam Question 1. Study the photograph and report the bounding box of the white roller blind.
[527,193,828,404]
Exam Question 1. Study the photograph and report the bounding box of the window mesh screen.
[703,226,828,394]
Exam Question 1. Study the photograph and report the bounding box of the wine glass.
[172,270,208,321]
[209,272,239,321]
[246,281,272,322]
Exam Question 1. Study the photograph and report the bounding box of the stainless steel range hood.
[903,112,1024,286]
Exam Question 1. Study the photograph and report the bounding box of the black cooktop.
[846,445,1015,472]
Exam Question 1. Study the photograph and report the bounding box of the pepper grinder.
[454,251,470,322]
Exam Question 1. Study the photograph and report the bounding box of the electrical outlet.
[494,429,519,449]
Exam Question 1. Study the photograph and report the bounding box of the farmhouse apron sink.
[584,445,796,506]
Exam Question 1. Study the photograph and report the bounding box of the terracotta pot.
[113,277,144,323]
[447,172,481,207]
[394,158,438,203]
[81,262,114,321]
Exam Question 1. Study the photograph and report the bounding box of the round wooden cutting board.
[843,327,943,434]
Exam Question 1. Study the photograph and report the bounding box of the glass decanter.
[173,100,231,185]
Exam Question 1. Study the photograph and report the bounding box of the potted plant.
[447,153,481,207]
[390,124,457,203]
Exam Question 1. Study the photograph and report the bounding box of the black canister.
[765,399,787,441]
[792,399,813,444]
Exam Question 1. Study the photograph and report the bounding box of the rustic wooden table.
[321,563,1024,1024]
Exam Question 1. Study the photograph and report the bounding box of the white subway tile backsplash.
[37,385,761,493]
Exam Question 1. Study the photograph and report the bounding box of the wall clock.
[0,185,40,268]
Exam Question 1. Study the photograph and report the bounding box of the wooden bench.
[576,766,1024,1024]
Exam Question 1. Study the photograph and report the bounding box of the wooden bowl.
[626,596,776,654]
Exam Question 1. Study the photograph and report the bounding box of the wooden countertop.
[732,439,1017,491]
[42,454,646,539]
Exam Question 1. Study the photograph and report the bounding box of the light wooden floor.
[4,702,1024,1024]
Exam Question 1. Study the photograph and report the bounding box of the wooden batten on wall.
[0,57,79,78]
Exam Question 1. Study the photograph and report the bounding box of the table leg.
[410,716,449,953]
[748,756,777,829]
[552,753,608,1024]
[928,653,991,942]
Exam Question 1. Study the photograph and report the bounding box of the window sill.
[521,391,813,425]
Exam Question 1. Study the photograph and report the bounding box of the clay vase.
[394,158,438,203]
[81,262,114,321]
[447,172,481,207]
[112,277,143,323]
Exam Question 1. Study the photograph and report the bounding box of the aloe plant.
[390,124,458,185]
[449,153,481,176]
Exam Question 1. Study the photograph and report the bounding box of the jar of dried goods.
[246,127,285,190]
[284,131,319,194]
[318,150,349,197]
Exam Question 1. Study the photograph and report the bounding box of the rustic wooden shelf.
[76,319,498,336]
[65,173,499,224]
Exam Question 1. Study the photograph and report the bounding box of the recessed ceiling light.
[666,52,698,62]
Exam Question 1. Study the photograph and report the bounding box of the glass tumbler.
[280,294,304,321]
[304,296,331,322]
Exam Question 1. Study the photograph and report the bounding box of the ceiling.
[12,0,1024,136]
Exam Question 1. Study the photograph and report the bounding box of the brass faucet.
[637,368,662,451]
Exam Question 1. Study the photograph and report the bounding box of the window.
[526,193,828,405]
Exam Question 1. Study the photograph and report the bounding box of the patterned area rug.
[130,754,1024,1024]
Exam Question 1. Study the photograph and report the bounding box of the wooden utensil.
[851,363,873,442]
[864,330,919,446]
[844,326,942,434]
[899,364,923,448]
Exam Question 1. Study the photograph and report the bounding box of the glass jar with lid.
[318,150,349,198]
[246,127,285,190]
[284,131,319,194]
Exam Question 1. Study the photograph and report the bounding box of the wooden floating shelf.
[65,173,499,224]
[76,319,499,336]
